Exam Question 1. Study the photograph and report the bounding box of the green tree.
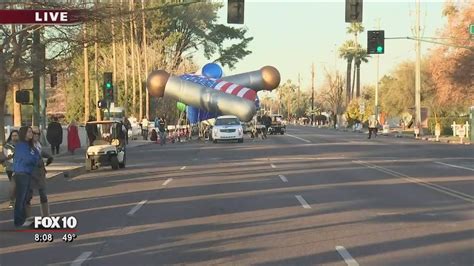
[379,60,435,118]
[277,80,297,119]
[149,1,253,71]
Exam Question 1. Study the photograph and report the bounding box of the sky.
[194,0,452,93]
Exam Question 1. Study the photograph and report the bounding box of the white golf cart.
[85,121,126,171]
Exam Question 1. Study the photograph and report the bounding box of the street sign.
[457,126,466,137]
[470,24,474,35]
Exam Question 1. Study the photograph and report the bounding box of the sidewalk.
[323,126,471,145]
[0,139,152,202]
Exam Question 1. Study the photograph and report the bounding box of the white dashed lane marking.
[127,200,147,216]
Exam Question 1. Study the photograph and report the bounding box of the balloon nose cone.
[147,70,170,97]
[261,66,281,91]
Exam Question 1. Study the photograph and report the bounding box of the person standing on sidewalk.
[122,116,131,144]
[26,128,53,217]
[368,115,379,139]
[46,117,63,155]
[67,120,81,155]
[86,116,98,146]
[12,126,40,227]
[158,118,166,146]
[141,116,149,140]
[1,130,19,208]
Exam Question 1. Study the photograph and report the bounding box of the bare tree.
[129,0,136,116]
[121,0,128,113]
[321,70,345,128]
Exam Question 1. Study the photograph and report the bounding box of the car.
[85,121,126,171]
[212,115,244,143]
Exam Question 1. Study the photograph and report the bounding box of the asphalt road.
[1,125,473,266]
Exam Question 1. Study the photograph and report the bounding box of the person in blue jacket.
[12,126,40,227]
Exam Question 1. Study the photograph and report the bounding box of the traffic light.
[15,90,32,104]
[367,30,384,54]
[98,99,107,109]
[227,0,244,24]
[345,0,363,23]
[103,72,113,101]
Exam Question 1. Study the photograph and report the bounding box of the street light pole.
[415,0,422,135]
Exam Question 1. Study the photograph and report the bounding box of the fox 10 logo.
[33,216,77,230]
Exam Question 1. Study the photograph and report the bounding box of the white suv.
[212,115,244,143]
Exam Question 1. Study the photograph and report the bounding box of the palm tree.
[347,22,364,43]
[347,23,364,100]
[353,47,370,98]
[339,40,356,103]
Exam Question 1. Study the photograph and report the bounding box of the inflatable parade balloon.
[176,102,186,112]
[186,105,199,124]
[147,66,281,122]
[201,63,223,79]
[221,66,281,91]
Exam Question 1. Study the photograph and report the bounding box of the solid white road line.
[279,175,288,182]
[286,134,311,143]
[71,251,93,266]
[354,160,474,203]
[336,246,359,266]
[271,164,276,168]
[162,178,173,186]
[127,200,147,216]
[435,161,474,172]
[295,195,311,209]
[180,166,186,170]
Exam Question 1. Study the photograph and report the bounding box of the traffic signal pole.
[375,18,380,122]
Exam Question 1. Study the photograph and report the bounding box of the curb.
[326,127,472,145]
[47,165,86,180]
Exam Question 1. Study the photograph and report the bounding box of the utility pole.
[311,63,315,126]
[415,0,422,135]
[297,73,301,118]
[375,18,380,121]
